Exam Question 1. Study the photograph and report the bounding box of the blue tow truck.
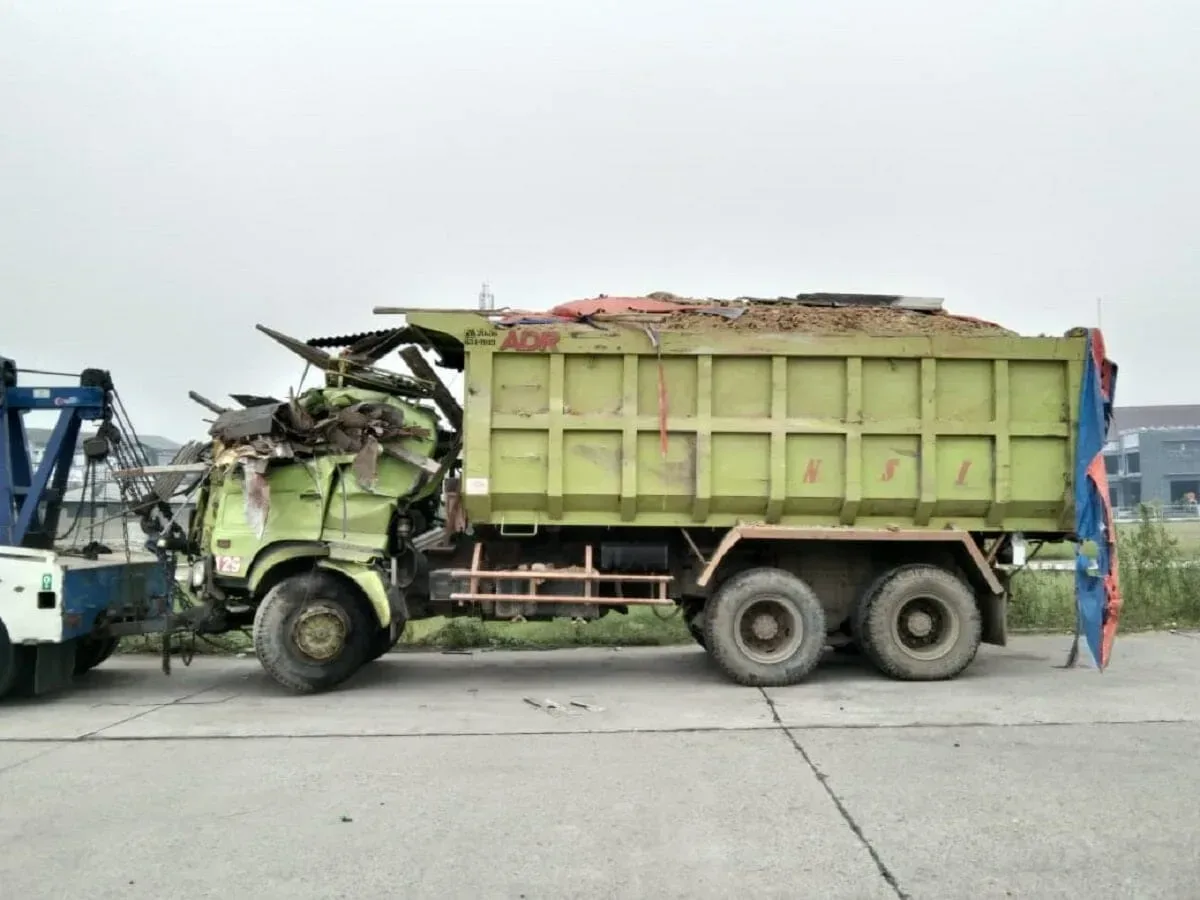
[0,355,189,700]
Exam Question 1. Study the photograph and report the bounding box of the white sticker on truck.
[465,477,489,495]
[214,555,242,575]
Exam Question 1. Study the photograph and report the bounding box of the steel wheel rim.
[890,594,960,661]
[292,602,350,662]
[733,593,804,665]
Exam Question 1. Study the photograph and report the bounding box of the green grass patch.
[403,606,692,651]
[1009,570,1076,631]
[120,630,252,656]
[1035,518,1200,560]
[1011,506,1200,632]
[120,605,693,656]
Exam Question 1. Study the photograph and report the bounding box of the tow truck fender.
[317,559,392,629]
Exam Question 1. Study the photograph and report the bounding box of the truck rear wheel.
[856,564,982,681]
[252,570,374,693]
[702,567,826,687]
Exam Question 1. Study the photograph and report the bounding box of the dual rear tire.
[852,564,982,681]
[702,568,827,687]
[699,563,983,686]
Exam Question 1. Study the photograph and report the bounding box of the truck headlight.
[190,561,205,588]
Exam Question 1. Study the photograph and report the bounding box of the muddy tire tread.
[365,622,403,662]
[252,569,373,693]
[857,564,982,681]
[703,567,826,687]
[850,568,893,647]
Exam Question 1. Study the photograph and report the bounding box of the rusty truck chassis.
[439,523,1011,642]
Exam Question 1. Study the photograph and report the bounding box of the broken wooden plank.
[112,463,211,478]
[762,293,945,312]
[399,346,463,429]
[188,390,229,415]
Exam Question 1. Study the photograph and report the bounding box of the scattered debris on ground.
[523,696,606,715]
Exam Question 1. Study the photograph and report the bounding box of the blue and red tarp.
[1074,329,1122,670]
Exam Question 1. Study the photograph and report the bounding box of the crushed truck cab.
[192,391,440,615]
[180,329,456,691]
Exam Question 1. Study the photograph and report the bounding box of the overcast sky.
[2,0,1198,441]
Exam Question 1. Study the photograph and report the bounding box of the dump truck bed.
[399,305,1086,534]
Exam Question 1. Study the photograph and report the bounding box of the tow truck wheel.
[702,567,827,687]
[856,564,982,681]
[74,637,120,676]
[0,622,18,699]
[365,621,402,663]
[252,570,374,693]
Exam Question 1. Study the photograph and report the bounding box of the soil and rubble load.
[492,291,1015,336]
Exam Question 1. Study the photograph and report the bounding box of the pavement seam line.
[0,743,72,778]
[75,683,234,740]
[759,687,908,900]
[0,716,1195,744]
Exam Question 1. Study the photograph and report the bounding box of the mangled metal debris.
[190,325,450,540]
[255,324,437,399]
[398,346,462,430]
[243,457,271,539]
[187,390,229,415]
[208,397,435,493]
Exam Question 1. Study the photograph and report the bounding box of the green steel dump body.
[403,311,1084,535]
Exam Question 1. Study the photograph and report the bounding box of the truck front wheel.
[856,564,982,681]
[702,567,826,687]
[365,621,402,663]
[252,570,374,693]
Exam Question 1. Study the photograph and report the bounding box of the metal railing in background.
[1112,504,1200,522]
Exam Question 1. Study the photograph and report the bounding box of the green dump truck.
[176,294,1119,693]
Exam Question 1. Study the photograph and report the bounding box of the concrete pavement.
[1,633,1198,898]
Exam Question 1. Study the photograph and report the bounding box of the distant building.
[24,426,182,489]
[1104,405,1200,513]
[23,427,189,547]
